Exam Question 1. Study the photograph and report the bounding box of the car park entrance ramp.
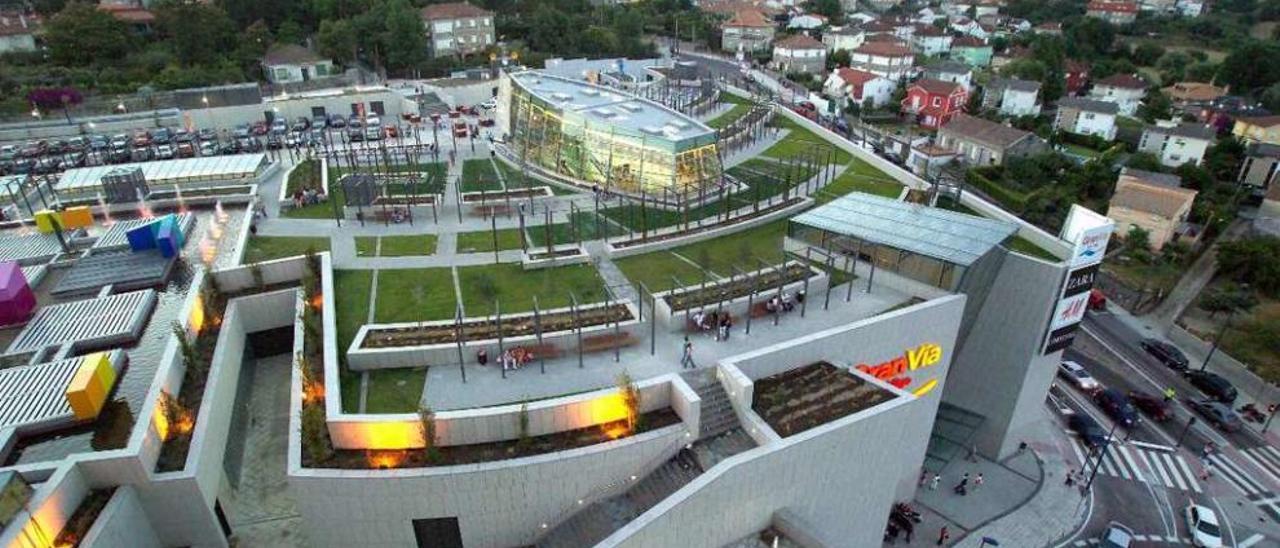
[5,289,157,355]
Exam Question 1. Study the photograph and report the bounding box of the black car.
[1185,370,1237,403]
[1068,414,1109,447]
[1128,390,1173,421]
[328,114,347,128]
[1140,338,1188,371]
[88,135,110,151]
[174,131,195,144]
[151,128,173,145]
[1188,399,1243,432]
[219,141,240,155]
[1094,389,1139,427]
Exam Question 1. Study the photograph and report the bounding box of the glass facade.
[506,78,722,199]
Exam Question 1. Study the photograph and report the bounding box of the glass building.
[500,71,722,200]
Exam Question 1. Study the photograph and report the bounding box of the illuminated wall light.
[188,294,205,334]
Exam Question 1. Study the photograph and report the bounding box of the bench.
[470,204,513,218]
[749,301,773,319]
[683,312,738,333]
[579,332,637,354]
[513,343,563,360]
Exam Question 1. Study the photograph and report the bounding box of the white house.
[1054,97,1119,140]
[0,12,38,54]
[787,13,827,30]
[911,24,953,56]
[849,42,915,82]
[1089,73,1147,117]
[824,67,896,109]
[1138,123,1216,167]
[1176,0,1206,16]
[262,44,336,84]
[772,34,827,74]
[983,77,1041,117]
[822,26,865,52]
[923,61,973,91]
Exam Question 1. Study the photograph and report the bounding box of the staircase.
[694,375,739,441]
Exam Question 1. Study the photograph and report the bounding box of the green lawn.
[243,236,330,264]
[373,268,458,323]
[614,221,788,291]
[355,237,378,257]
[461,159,504,192]
[1062,143,1102,159]
[457,263,609,315]
[763,117,852,165]
[286,163,446,219]
[526,211,627,247]
[379,234,438,256]
[494,158,579,195]
[707,103,752,130]
[814,160,903,203]
[456,228,524,253]
[286,159,320,196]
[1006,236,1060,262]
[333,269,374,413]
[364,368,428,413]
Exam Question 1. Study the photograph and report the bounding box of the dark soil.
[304,409,680,469]
[664,263,813,311]
[611,197,803,248]
[527,248,585,260]
[361,303,634,348]
[54,487,116,546]
[751,362,895,437]
[462,187,549,202]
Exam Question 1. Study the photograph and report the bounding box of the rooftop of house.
[952,36,989,48]
[925,60,971,75]
[0,12,40,36]
[1248,143,1280,158]
[722,8,773,28]
[701,0,781,17]
[774,34,826,50]
[1058,96,1120,114]
[1145,123,1216,141]
[263,44,328,66]
[939,113,1037,149]
[97,4,154,24]
[853,41,913,57]
[913,24,947,36]
[987,77,1040,93]
[910,78,964,96]
[1162,82,1228,103]
[420,2,493,20]
[1095,73,1147,90]
[833,67,884,86]
[1112,169,1197,218]
[1087,0,1140,12]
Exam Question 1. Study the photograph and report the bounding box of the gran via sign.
[855,342,944,397]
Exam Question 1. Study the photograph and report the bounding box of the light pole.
[1200,309,1235,371]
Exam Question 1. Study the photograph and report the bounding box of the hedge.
[965,168,1029,212]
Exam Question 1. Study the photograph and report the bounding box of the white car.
[1184,503,1223,547]
[1100,521,1133,548]
[154,144,175,160]
[1058,360,1100,392]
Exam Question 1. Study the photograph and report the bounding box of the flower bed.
[373,194,439,206]
[662,263,814,312]
[527,247,585,260]
[461,186,552,202]
[609,197,805,249]
[54,487,116,546]
[360,303,633,348]
[751,362,894,437]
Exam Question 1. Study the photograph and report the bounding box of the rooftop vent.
[641,126,665,135]
[550,92,572,101]
[667,120,690,129]
[591,108,617,118]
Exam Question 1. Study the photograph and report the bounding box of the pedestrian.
[936,526,949,546]
[974,473,984,490]
[953,473,968,495]
[1201,462,1214,481]
[1016,441,1028,455]
[476,348,488,366]
[681,336,696,369]
[1065,469,1075,487]
[919,469,929,487]
[930,473,941,490]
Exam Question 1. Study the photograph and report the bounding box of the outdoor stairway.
[537,450,703,548]
[694,375,739,441]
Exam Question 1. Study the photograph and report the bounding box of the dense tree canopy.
[44,2,134,67]
[1218,237,1280,297]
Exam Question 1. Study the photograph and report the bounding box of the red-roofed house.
[772,34,827,74]
[721,9,775,53]
[420,2,494,58]
[1064,59,1091,96]
[849,42,915,82]
[902,78,968,129]
[824,68,896,109]
[97,4,154,31]
[1089,73,1148,116]
[1086,1,1139,24]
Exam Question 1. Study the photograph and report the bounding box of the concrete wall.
[945,250,1067,459]
[652,263,829,331]
[81,486,163,548]
[0,464,90,548]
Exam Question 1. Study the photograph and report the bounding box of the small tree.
[1125,226,1151,254]
[616,371,641,435]
[517,403,531,451]
[418,405,441,463]
[300,404,331,464]
[171,322,202,375]
[158,389,190,440]
[1198,283,1258,319]
[249,263,265,290]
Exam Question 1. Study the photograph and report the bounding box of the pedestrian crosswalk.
[1206,453,1270,497]
[1069,439,1202,493]
[1241,445,1280,484]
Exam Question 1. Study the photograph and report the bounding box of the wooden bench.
[470,204,513,218]
[748,301,773,319]
[513,343,563,360]
[579,332,637,354]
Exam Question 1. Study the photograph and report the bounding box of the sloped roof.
[1247,143,1280,158]
[0,12,39,37]
[952,36,989,48]
[1096,73,1147,90]
[987,77,1040,94]
[926,61,970,75]
[854,41,913,57]
[263,44,327,66]
[775,34,825,49]
[914,24,946,37]
[1058,97,1119,114]
[1112,170,1197,218]
[1145,123,1216,141]
[940,114,1038,150]
[835,68,884,87]
[1240,115,1280,128]
[723,9,772,28]
[97,4,154,23]
[421,2,492,20]
[910,78,963,96]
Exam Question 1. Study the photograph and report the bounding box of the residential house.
[1107,168,1199,250]
[1193,97,1270,134]
[1064,59,1090,96]
[421,2,495,58]
[1176,0,1207,16]
[862,21,899,39]
[721,9,776,53]
[262,45,336,84]
[1233,115,1280,146]
[1007,18,1033,32]
[1089,73,1147,117]
[911,24,952,56]
[923,61,973,91]
[1238,143,1280,191]
[822,26,865,52]
[983,78,1041,117]
[787,13,827,30]
[1055,97,1119,140]
[824,67,896,109]
[849,41,915,82]
[0,12,38,53]
[936,113,1049,165]
[1138,0,1177,13]
[1137,123,1216,167]
[701,0,782,18]
[772,34,827,74]
[949,36,993,67]
[864,0,905,11]
[98,3,154,31]
[949,17,981,37]
[1162,82,1227,106]
[901,78,968,129]
[906,145,959,176]
[1086,1,1140,24]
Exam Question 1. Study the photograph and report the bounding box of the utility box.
[0,262,35,327]
[100,166,149,204]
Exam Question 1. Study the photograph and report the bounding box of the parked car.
[199,141,218,157]
[1127,391,1172,421]
[88,135,110,151]
[327,114,347,128]
[219,141,240,155]
[308,129,326,147]
[131,146,153,162]
[1184,371,1237,403]
[365,125,382,140]
[151,127,173,145]
[347,128,364,142]
[1140,338,1189,371]
[174,130,195,144]
[234,125,252,139]
[198,128,218,141]
[1188,399,1243,432]
[266,133,283,150]
[1100,521,1134,548]
[1068,414,1109,448]
[155,143,175,159]
[270,119,287,134]
[291,120,309,133]
[251,121,268,135]
[176,141,196,158]
[1093,389,1138,427]
[65,137,89,152]
[20,141,46,158]
[285,132,303,148]
[479,98,497,110]
[1058,360,1101,392]
[33,157,59,174]
[1184,504,1223,547]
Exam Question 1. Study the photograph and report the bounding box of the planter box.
[461,186,552,203]
[521,244,589,270]
[605,197,812,259]
[652,261,828,331]
[346,300,641,370]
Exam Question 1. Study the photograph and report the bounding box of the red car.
[1128,390,1172,422]
[384,125,399,138]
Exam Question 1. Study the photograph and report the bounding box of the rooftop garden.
[815,161,904,203]
[461,159,504,192]
[457,263,609,316]
[373,267,457,323]
[456,228,524,253]
[364,368,429,413]
[334,269,373,413]
[615,220,787,292]
[764,117,852,165]
[751,362,895,437]
[244,236,331,264]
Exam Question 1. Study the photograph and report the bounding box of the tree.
[805,0,842,21]
[1262,83,1280,113]
[1186,61,1219,83]
[1203,136,1246,182]
[616,371,641,435]
[1216,41,1280,92]
[381,0,426,72]
[1217,236,1280,296]
[1065,18,1115,60]
[317,19,357,62]
[418,405,440,462]
[1198,283,1258,318]
[828,49,850,70]
[276,19,306,45]
[1126,225,1152,251]
[44,2,134,67]
[154,0,236,66]
[1132,43,1165,66]
[1138,90,1172,122]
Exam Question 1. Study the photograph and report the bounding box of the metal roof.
[510,71,714,144]
[56,154,268,194]
[7,289,157,355]
[0,350,126,431]
[791,193,1018,266]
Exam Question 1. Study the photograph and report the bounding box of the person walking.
[1065,469,1076,487]
[930,473,941,490]
[936,526,950,546]
[973,473,984,491]
[953,473,969,495]
[681,337,696,369]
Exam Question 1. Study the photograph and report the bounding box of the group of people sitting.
[690,309,734,340]
[764,290,804,314]
[291,187,327,208]
[476,347,535,371]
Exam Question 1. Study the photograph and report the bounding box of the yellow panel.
[60,206,93,229]
[33,210,57,234]
[87,352,116,395]
[65,358,107,420]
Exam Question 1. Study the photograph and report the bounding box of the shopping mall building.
[495,70,723,201]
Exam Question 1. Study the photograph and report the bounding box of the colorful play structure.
[125,214,185,259]
[32,206,94,233]
[0,262,35,328]
[65,352,118,421]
